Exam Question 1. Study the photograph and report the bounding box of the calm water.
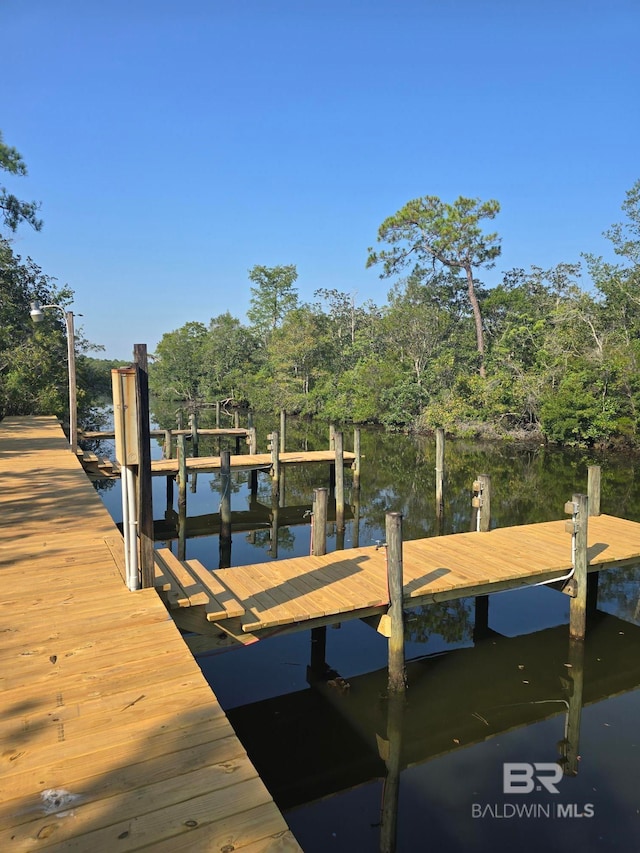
[96,421,640,851]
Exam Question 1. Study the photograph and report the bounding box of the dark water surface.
[97,423,640,851]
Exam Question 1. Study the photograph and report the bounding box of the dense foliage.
[149,183,640,447]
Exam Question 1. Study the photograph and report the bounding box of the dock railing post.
[386,512,406,694]
[588,465,601,516]
[177,433,188,560]
[565,493,589,641]
[163,428,172,459]
[435,428,445,527]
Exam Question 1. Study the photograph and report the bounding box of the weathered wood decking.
[0,417,300,852]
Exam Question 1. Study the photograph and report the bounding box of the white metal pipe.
[124,464,139,590]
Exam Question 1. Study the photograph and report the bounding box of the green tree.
[247,264,298,341]
[150,322,208,402]
[0,131,42,234]
[367,195,501,377]
[201,312,260,401]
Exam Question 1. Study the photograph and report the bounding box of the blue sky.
[3,0,639,360]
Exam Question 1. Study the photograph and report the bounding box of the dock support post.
[386,512,406,694]
[189,411,199,457]
[177,433,187,561]
[312,488,328,557]
[163,428,172,459]
[134,344,154,589]
[269,430,280,497]
[280,409,287,453]
[473,473,491,532]
[567,493,589,641]
[178,434,187,511]
[220,449,232,568]
[473,595,490,642]
[588,465,601,516]
[248,426,258,454]
[353,427,361,491]
[435,428,445,529]
[329,423,335,449]
[310,487,328,677]
[215,401,220,428]
[335,431,345,537]
[166,475,174,512]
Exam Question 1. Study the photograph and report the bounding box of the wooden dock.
[0,416,300,852]
[77,447,356,478]
[161,512,640,642]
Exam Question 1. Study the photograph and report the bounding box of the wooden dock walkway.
[77,447,356,478]
[0,416,300,852]
[163,513,640,641]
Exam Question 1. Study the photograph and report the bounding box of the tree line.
[2,127,639,446]
[150,185,640,446]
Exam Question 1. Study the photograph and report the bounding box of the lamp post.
[30,301,77,454]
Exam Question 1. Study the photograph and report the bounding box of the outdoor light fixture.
[29,300,78,453]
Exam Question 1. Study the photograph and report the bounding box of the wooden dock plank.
[0,416,301,853]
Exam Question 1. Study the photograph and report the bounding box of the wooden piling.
[133,344,154,589]
[329,423,335,450]
[163,428,172,460]
[220,450,232,566]
[248,426,258,454]
[177,434,187,516]
[335,430,345,533]
[189,411,199,457]
[280,409,287,453]
[269,430,280,487]
[476,473,491,532]
[435,428,445,522]
[588,465,601,516]
[353,427,361,491]
[386,512,406,694]
[569,493,589,641]
[215,401,220,428]
[312,488,328,557]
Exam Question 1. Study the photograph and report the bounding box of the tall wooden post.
[329,423,335,450]
[134,344,154,589]
[588,465,601,516]
[177,434,187,516]
[189,411,199,456]
[435,428,445,526]
[567,493,589,641]
[335,431,345,536]
[312,488,328,557]
[310,487,328,672]
[248,426,258,454]
[353,427,361,491]
[386,512,406,694]
[280,409,287,453]
[476,473,491,532]
[163,428,172,459]
[215,401,220,428]
[220,450,232,568]
[269,430,280,496]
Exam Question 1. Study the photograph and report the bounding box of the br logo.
[503,763,563,794]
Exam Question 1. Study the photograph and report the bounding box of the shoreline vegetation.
[2,148,640,450]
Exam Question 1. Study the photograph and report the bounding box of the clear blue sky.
[3,0,639,360]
